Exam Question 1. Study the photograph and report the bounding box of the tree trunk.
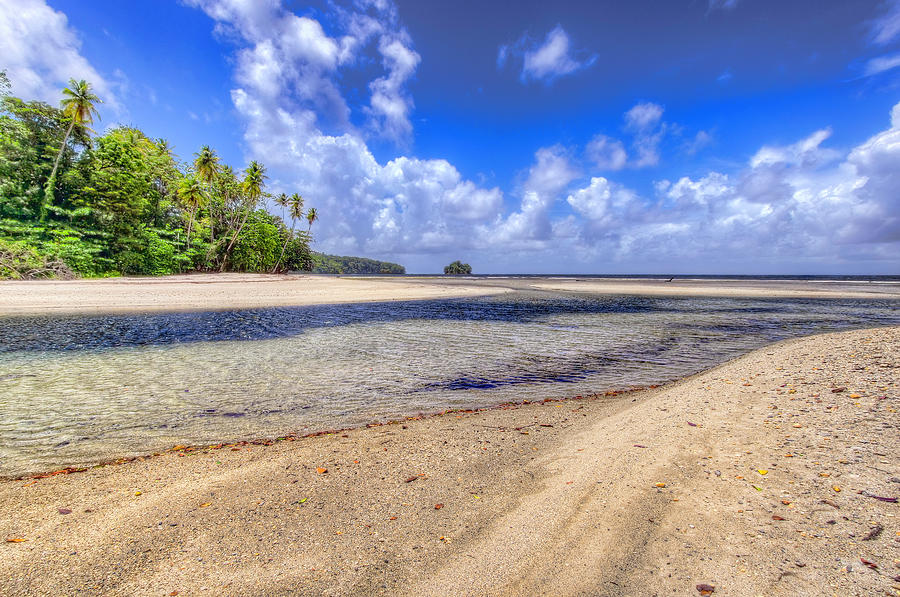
[220,208,251,272]
[272,220,294,273]
[41,119,76,221]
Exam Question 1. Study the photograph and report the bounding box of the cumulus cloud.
[500,25,595,83]
[559,101,900,268]
[586,135,628,171]
[190,0,502,259]
[492,146,578,246]
[624,102,666,168]
[0,0,117,109]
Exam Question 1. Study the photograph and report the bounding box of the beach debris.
[860,491,897,503]
[687,421,698,427]
[772,515,785,521]
[316,467,328,474]
[405,476,419,483]
[696,583,715,595]
[862,524,884,541]
[752,485,763,491]
[655,482,666,488]
[633,444,648,448]
[169,592,179,596]
[831,387,846,393]
[781,500,792,505]
[757,469,768,475]
[134,491,142,496]
[199,503,211,508]
[434,503,444,510]
[832,485,841,492]
[5,537,26,543]
[58,508,72,515]
[860,558,878,570]
[820,499,840,509]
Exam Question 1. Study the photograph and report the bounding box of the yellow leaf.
[5,537,26,543]
[134,491,142,496]
[832,485,841,492]
[199,502,211,508]
[757,469,768,475]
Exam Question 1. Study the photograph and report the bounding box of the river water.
[1,290,898,477]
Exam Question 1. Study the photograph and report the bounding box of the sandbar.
[1,326,897,595]
[0,273,510,316]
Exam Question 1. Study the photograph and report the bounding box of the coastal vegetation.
[310,252,405,274]
[0,74,324,278]
[444,260,472,274]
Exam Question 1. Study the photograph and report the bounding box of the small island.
[443,260,472,274]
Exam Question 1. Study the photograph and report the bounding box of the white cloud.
[864,52,900,76]
[586,135,627,170]
[872,0,900,45]
[515,25,595,83]
[558,101,900,268]
[624,102,666,168]
[367,35,421,142]
[0,0,117,110]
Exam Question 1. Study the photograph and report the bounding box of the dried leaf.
[58,508,72,515]
[860,558,878,569]
[772,515,785,521]
[199,503,211,508]
[316,467,327,474]
[434,503,443,510]
[5,537,26,543]
[404,476,418,483]
[757,469,768,475]
[655,482,666,488]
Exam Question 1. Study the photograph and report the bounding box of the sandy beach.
[0,274,510,316]
[1,274,899,317]
[1,326,897,596]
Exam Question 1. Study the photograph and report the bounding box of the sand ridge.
[1,326,897,596]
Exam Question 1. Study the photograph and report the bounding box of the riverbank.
[1,326,897,596]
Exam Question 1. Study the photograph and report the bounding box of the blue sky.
[2,0,900,273]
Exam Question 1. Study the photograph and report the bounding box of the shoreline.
[2,326,897,595]
[1,274,898,317]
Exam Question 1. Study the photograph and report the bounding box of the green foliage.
[444,260,472,275]
[310,252,405,274]
[228,210,280,272]
[0,81,411,280]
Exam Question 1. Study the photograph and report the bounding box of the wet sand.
[1,274,898,317]
[1,326,897,596]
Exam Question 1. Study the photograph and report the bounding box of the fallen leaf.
[199,503,211,508]
[757,469,768,475]
[752,485,763,491]
[792,423,802,428]
[772,515,785,521]
[832,485,841,492]
[781,500,792,505]
[134,491,142,496]
[170,592,179,596]
[434,503,443,510]
[860,558,878,569]
[58,508,72,515]
[404,476,418,483]
[696,583,715,595]
[831,387,846,393]
[316,467,327,474]
[655,482,666,488]
[5,537,26,543]
[389,516,397,520]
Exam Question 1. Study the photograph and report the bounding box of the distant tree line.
[311,252,405,274]
[0,75,322,278]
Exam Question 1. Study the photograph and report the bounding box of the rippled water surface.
[1,291,898,476]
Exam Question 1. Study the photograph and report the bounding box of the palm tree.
[43,79,102,220]
[177,175,206,249]
[194,145,219,186]
[306,207,319,234]
[194,146,220,248]
[272,193,303,273]
[221,161,267,271]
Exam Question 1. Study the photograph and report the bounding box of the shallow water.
[1,291,898,477]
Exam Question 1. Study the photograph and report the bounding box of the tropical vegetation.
[444,260,472,274]
[0,74,325,278]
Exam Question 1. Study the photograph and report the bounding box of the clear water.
[0,291,898,477]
